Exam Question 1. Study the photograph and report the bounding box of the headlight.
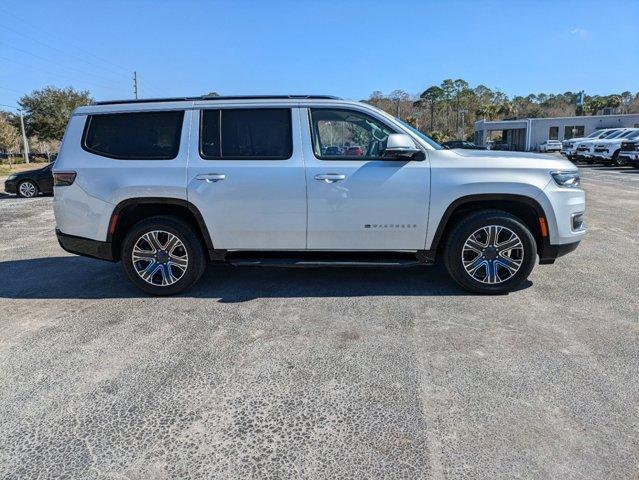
[551,171,580,188]
[7,174,17,180]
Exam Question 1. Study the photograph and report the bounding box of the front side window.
[83,110,184,160]
[200,108,292,159]
[310,108,397,159]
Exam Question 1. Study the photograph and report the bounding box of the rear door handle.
[196,173,226,183]
[314,173,346,183]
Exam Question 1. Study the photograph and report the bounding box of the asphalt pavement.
[0,166,638,479]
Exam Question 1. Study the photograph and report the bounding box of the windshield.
[392,118,443,150]
[587,130,604,138]
[619,130,636,138]
[602,130,622,139]
[627,130,639,139]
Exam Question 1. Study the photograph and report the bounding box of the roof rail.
[94,95,341,106]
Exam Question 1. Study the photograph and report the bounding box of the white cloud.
[570,28,588,38]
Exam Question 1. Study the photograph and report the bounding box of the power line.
[0,5,133,75]
[0,22,132,83]
[0,7,170,97]
[0,55,123,92]
[0,86,22,94]
[0,41,128,85]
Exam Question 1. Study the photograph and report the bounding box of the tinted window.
[83,111,184,160]
[200,110,220,157]
[310,108,397,159]
[549,126,558,140]
[200,108,292,159]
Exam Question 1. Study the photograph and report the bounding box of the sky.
[1,0,638,109]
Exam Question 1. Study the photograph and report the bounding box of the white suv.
[561,128,617,159]
[591,128,639,166]
[53,95,585,295]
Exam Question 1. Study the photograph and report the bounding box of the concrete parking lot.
[0,166,638,479]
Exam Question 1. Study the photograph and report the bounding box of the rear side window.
[83,110,184,160]
[200,108,292,159]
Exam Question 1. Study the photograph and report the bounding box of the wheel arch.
[429,194,548,255]
[107,197,215,261]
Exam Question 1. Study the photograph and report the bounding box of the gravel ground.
[0,166,638,479]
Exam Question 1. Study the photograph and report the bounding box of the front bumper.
[592,149,614,160]
[56,229,115,262]
[539,240,581,265]
[4,179,17,194]
[621,152,639,165]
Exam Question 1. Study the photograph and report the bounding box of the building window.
[564,125,585,140]
[83,111,184,160]
[549,127,559,140]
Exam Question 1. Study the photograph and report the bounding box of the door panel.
[302,107,430,250]
[187,106,307,250]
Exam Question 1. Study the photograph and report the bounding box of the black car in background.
[442,140,487,150]
[4,162,54,197]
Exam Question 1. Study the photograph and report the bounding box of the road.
[0,166,638,479]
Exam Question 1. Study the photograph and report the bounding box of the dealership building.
[474,113,639,151]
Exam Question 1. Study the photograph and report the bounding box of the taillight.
[53,171,76,186]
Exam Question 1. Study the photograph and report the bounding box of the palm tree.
[419,86,444,131]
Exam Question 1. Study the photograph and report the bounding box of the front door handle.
[196,173,226,183]
[314,173,346,183]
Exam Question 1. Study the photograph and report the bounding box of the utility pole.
[133,71,138,99]
[18,109,29,164]
[459,109,468,140]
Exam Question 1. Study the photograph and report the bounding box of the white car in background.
[592,128,639,166]
[562,128,617,159]
[539,140,562,152]
[574,129,629,163]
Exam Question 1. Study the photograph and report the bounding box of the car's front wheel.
[17,180,38,198]
[613,151,626,166]
[443,210,537,294]
[121,216,207,296]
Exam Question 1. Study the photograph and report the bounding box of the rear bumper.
[539,240,581,265]
[56,229,115,262]
[4,180,17,194]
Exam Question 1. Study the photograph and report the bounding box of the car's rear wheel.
[121,216,207,296]
[17,180,38,198]
[443,210,537,294]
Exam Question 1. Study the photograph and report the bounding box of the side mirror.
[383,134,423,160]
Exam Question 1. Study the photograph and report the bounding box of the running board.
[223,251,435,268]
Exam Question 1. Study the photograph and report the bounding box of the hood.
[594,138,625,145]
[563,137,586,143]
[448,148,575,170]
[576,139,600,146]
[453,149,558,161]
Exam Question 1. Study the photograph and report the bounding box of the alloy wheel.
[462,225,524,284]
[132,230,189,286]
[19,181,37,198]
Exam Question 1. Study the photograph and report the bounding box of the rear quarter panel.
[53,110,192,241]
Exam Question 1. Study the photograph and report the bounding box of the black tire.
[121,216,207,296]
[17,180,38,198]
[613,151,626,166]
[443,210,537,294]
